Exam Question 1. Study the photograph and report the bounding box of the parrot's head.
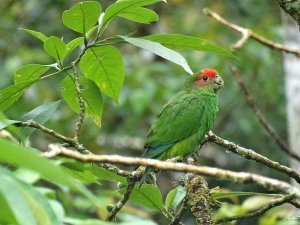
[189,68,224,92]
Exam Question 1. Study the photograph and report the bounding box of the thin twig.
[169,198,187,225]
[15,120,86,151]
[71,62,85,145]
[106,180,136,221]
[206,132,300,184]
[289,199,300,209]
[203,8,300,56]
[214,194,295,224]
[99,163,141,179]
[39,66,72,80]
[230,66,300,162]
[16,120,74,145]
[45,144,300,197]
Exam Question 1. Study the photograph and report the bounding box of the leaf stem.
[106,180,136,221]
[39,66,72,80]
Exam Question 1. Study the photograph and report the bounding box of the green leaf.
[119,7,158,24]
[14,168,40,184]
[143,34,235,58]
[60,162,99,184]
[90,165,127,184]
[35,187,56,198]
[48,200,65,224]
[58,158,126,183]
[61,76,103,126]
[64,218,158,225]
[0,168,37,225]
[171,185,186,209]
[20,100,61,137]
[21,28,48,42]
[66,37,84,57]
[119,184,163,211]
[103,0,163,25]
[63,218,112,225]
[79,46,124,102]
[0,79,38,112]
[19,180,62,225]
[165,187,177,212]
[120,220,158,225]
[0,167,61,225]
[0,193,18,225]
[120,36,193,74]
[86,25,101,38]
[165,185,186,212]
[278,217,300,225]
[61,161,126,184]
[62,1,101,33]
[0,119,20,130]
[15,64,51,84]
[0,138,97,204]
[212,191,283,200]
[44,36,67,61]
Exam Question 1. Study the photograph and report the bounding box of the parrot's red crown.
[199,68,218,78]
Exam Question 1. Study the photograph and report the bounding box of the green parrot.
[142,68,224,161]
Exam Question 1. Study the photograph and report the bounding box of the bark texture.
[278,0,300,27]
[282,14,300,182]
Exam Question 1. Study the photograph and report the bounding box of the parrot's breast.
[144,88,218,160]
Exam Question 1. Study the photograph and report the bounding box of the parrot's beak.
[213,75,224,91]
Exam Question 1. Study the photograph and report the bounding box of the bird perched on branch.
[142,68,224,162]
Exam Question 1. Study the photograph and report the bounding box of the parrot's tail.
[136,148,158,188]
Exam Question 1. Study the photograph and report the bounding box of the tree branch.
[15,120,86,151]
[98,163,141,179]
[202,8,300,56]
[277,0,300,27]
[289,199,300,209]
[230,66,300,162]
[106,180,136,221]
[45,144,300,197]
[16,120,74,145]
[214,194,295,224]
[206,132,300,184]
[169,198,187,225]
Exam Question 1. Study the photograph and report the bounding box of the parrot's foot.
[167,156,183,162]
[184,152,201,165]
[138,168,158,188]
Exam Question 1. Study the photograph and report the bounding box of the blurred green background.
[0,0,289,224]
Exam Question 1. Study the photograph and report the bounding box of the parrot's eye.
[202,76,209,81]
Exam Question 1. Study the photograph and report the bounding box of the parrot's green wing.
[144,89,217,158]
